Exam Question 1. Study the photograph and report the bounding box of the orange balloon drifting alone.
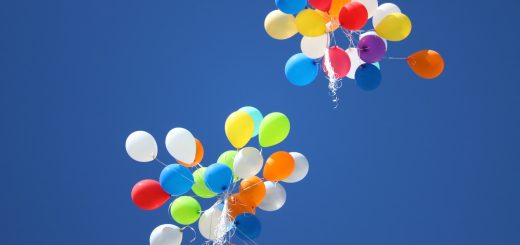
[178,138,204,167]
[263,151,295,181]
[239,176,266,207]
[407,50,445,79]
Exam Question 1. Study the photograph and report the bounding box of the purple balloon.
[357,35,386,63]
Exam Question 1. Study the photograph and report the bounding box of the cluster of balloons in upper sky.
[264,0,445,100]
[125,106,309,244]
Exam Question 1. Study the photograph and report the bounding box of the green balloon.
[170,196,201,225]
[191,167,217,198]
[259,112,290,147]
[217,150,239,182]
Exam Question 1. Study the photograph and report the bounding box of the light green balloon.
[170,196,201,225]
[259,112,290,147]
[217,150,239,182]
[191,168,217,198]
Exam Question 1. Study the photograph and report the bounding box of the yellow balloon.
[225,111,254,149]
[329,0,351,18]
[375,13,412,42]
[296,9,327,37]
[264,10,298,40]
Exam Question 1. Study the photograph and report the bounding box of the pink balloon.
[322,46,351,78]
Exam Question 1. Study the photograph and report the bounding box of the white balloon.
[359,31,387,50]
[150,224,183,245]
[198,204,232,241]
[165,128,196,164]
[300,34,330,59]
[283,152,309,183]
[125,131,158,162]
[233,147,263,179]
[372,3,401,28]
[258,181,286,211]
[345,48,363,80]
[353,0,379,18]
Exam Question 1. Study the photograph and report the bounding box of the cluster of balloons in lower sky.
[125,106,309,244]
[264,0,445,97]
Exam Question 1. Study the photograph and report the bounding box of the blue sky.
[1,0,519,244]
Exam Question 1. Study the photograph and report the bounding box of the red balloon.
[309,0,332,12]
[131,179,170,210]
[322,46,351,78]
[339,2,368,30]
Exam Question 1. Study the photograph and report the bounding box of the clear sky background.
[1,0,519,244]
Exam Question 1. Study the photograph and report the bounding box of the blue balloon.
[204,163,233,193]
[355,64,382,91]
[285,53,319,86]
[159,164,194,196]
[238,106,263,137]
[234,213,262,240]
[275,0,307,14]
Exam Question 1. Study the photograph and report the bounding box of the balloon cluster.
[264,0,445,99]
[125,106,309,244]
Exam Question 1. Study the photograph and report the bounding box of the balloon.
[353,0,378,18]
[285,53,319,86]
[407,50,445,79]
[316,10,340,32]
[275,0,307,14]
[233,147,263,179]
[150,224,183,245]
[225,111,254,149]
[239,176,267,207]
[259,112,291,148]
[263,151,295,181]
[372,3,401,27]
[309,0,332,11]
[131,179,170,210]
[204,163,234,193]
[359,31,387,50]
[125,131,157,163]
[284,152,309,183]
[357,34,386,63]
[191,167,217,198]
[323,46,351,79]
[355,63,382,91]
[178,138,204,167]
[375,13,412,42]
[159,164,194,196]
[170,196,202,225]
[346,48,362,79]
[258,181,287,211]
[301,34,330,59]
[238,106,263,137]
[198,204,232,241]
[234,214,262,240]
[295,9,327,37]
[165,128,196,164]
[264,10,298,40]
[217,150,239,182]
[329,0,351,18]
[226,194,256,220]
[339,2,368,31]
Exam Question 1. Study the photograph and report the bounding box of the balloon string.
[387,57,408,60]
[181,226,197,243]
[154,157,168,167]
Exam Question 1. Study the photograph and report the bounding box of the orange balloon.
[407,50,445,79]
[263,151,295,182]
[226,194,255,220]
[239,176,266,207]
[329,0,350,18]
[178,138,204,167]
[316,10,340,32]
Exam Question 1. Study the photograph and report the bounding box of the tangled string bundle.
[125,106,310,244]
